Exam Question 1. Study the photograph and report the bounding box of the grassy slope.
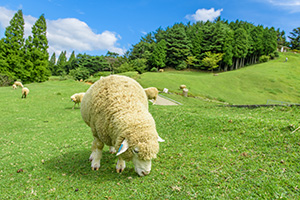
[138,52,300,105]
[1,79,300,199]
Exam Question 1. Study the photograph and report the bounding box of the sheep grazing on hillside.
[159,69,164,72]
[180,85,186,90]
[81,75,164,176]
[21,87,29,98]
[14,81,24,88]
[144,87,159,105]
[70,92,85,109]
[12,84,17,90]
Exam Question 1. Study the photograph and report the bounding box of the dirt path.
[153,95,181,106]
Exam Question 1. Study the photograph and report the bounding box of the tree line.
[1,10,300,85]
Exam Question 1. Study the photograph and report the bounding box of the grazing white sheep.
[70,92,85,109]
[21,87,29,98]
[144,87,159,105]
[81,75,164,176]
[159,69,164,72]
[14,81,24,88]
[180,85,186,90]
[12,84,17,90]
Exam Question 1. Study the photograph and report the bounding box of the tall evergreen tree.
[2,10,25,80]
[263,27,277,55]
[232,28,248,69]
[48,52,56,75]
[56,51,67,75]
[65,51,76,74]
[165,23,191,69]
[288,27,300,50]
[149,39,167,69]
[30,14,50,82]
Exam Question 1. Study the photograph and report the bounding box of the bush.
[259,55,270,63]
[274,51,279,57]
[69,67,90,81]
[132,59,147,74]
[150,67,157,72]
[176,61,187,70]
[0,73,15,87]
[269,53,275,59]
[94,71,111,77]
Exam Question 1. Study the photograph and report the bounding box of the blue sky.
[0,0,299,57]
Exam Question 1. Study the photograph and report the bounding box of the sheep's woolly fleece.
[144,87,158,103]
[71,93,85,104]
[81,75,160,161]
[22,87,29,98]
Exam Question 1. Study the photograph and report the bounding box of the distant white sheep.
[12,84,17,90]
[144,87,159,105]
[159,69,164,72]
[21,87,29,98]
[180,85,186,90]
[70,92,85,109]
[14,81,24,88]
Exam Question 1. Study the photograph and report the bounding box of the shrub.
[0,73,15,87]
[150,67,157,72]
[176,61,187,70]
[69,67,90,81]
[274,51,279,57]
[259,55,270,63]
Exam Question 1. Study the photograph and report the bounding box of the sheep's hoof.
[92,167,99,171]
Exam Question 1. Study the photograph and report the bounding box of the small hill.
[138,52,300,105]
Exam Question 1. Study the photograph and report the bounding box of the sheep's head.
[116,136,164,176]
[70,95,76,102]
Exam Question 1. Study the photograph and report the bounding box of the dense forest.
[1,10,300,85]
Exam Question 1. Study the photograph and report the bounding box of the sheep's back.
[81,75,148,128]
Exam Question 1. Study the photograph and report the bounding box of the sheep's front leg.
[116,157,126,173]
[89,137,104,170]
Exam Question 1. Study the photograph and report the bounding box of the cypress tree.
[30,14,50,82]
[48,52,56,75]
[2,10,25,80]
[149,39,167,70]
[165,23,191,69]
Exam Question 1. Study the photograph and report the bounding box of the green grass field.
[137,52,300,105]
[1,75,300,199]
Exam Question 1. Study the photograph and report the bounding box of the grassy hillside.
[1,79,300,199]
[137,52,300,105]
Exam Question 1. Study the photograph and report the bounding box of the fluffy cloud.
[0,6,125,56]
[185,8,223,22]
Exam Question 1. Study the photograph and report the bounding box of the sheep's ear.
[116,139,129,156]
[158,136,165,142]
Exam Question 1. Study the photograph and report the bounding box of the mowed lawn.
[0,77,300,199]
[138,52,300,105]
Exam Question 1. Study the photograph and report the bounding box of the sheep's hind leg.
[89,137,104,170]
[116,157,126,173]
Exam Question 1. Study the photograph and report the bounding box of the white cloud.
[0,6,125,56]
[185,8,223,22]
[266,0,300,12]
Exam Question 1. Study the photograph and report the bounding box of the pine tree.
[56,51,67,76]
[65,51,76,74]
[165,23,191,69]
[288,27,300,50]
[30,14,50,82]
[2,10,25,80]
[149,39,167,70]
[48,52,56,75]
[232,28,248,69]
